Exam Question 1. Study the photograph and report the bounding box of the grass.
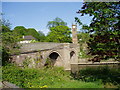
[2,63,103,88]
[72,66,120,88]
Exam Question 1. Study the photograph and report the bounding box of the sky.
[2,2,93,35]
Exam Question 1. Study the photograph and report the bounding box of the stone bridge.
[11,42,79,70]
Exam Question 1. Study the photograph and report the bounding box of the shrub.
[72,66,120,88]
[2,64,103,88]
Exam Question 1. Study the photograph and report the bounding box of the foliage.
[76,2,120,61]
[22,54,42,68]
[46,25,72,43]
[0,15,12,32]
[75,17,82,26]
[13,26,46,42]
[2,32,21,65]
[88,32,120,60]
[13,26,28,36]
[47,17,67,29]
[72,66,120,88]
[1,18,12,28]
[79,44,91,59]
[26,28,41,41]
[46,17,71,43]
[2,64,103,88]
[77,32,90,43]
[38,31,46,42]
[29,40,38,43]
[2,32,21,54]
[1,25,11,33]
[77,30,91,59]
[22,57,32,68]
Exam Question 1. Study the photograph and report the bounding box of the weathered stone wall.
[11,51,44,68]
[11,42,80,70]
[2,81,20,88]
[20,42,65,53]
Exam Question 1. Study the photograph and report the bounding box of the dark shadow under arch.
[49,52,59,60]
[70,51,75,59]
[45,52,60,67]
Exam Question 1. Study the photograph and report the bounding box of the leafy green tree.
[0,15,11,29]
[38,31,46,42]
[2,32,21,65]
[77,32,91,58]
[26,28,40,41]
[1,19,12,28]
[0,15,12,33]
[76,2,120,60]
[46,25,71,43]
[0,18,21,65]
[13,26,46,42]
[47,17,67,29]
[1,25,11,33]
[13,26,27,36]
[77,32,90,44]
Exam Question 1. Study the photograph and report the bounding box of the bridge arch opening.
[45,52,61,67]
[49,52,59,60]
[70,51,76,62]
[70,51,75,59]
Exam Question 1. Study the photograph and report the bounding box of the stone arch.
[70,51,76,62]
[44,51,63,67]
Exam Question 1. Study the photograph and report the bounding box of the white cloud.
[2,0,83,2]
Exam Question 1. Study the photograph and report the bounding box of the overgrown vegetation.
[77,32,91,58]
[2,30,21,65]
[72,66,120,88]
[2,64,103,88]
[76,2,120,61]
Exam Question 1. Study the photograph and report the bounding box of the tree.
[1,25,11,33]
[0,13,12,28]
[13,26,27,36]
[0,14,12,33]
[38,31,46,42]
[77,32,90,44]
[13,26,46,41]
[26,28,41,41]
[76,2,120,60]
[2,32,21,65]
[47,17,67,29]
[46,25,71,43]
[1,19,12,28]
[0,17,21,65]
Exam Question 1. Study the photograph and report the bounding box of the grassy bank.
[72,66,120,88]
[2,64,103,88]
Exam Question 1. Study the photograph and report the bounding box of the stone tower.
[72,24,78,44]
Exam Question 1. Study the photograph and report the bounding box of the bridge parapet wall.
[20,42,64,53]
[20,42,79,53]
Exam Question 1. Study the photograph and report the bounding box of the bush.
[2,64,103,88]
[72,66,120,88]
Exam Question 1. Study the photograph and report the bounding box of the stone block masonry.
[11,42,80,70]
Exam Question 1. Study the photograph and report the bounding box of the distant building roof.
[23,35,36,40]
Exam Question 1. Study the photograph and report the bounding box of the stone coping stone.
[71,61,120,65]
[2,81,19,88]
